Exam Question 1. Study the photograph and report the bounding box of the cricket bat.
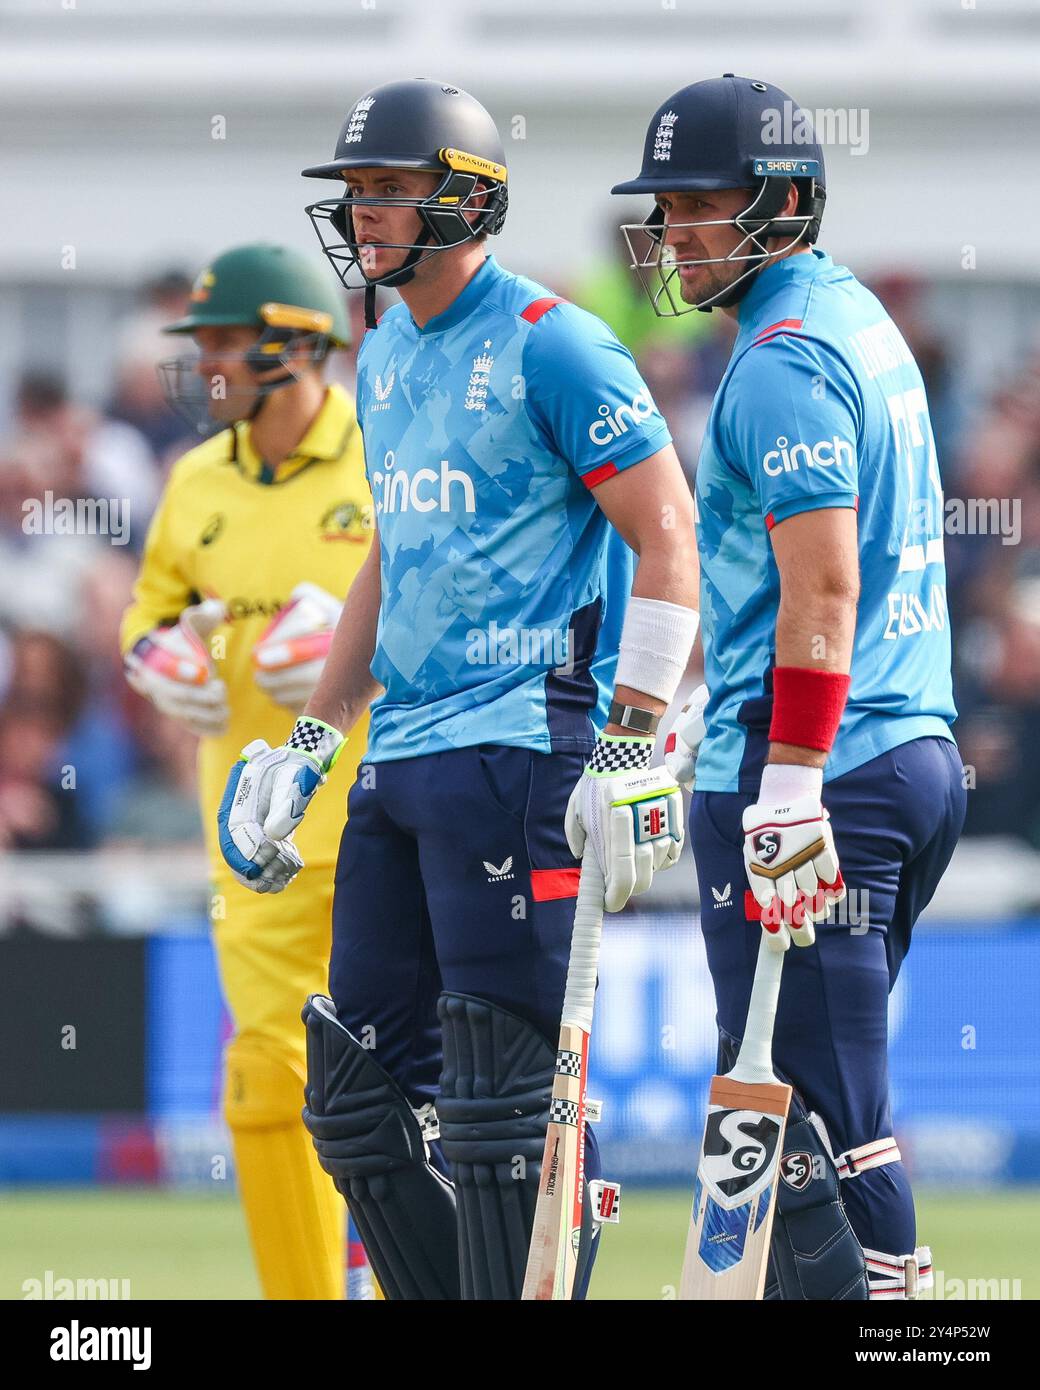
[522,846,605,1301]
[679,934,791,1299]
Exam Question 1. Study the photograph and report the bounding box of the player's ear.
[465,181,489,225]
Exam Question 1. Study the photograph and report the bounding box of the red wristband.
[768,666,850,753]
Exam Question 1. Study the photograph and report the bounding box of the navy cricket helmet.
[611,75,826,314]
[303,78,508,313]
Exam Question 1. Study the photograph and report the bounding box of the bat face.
[680,1076,792,1298]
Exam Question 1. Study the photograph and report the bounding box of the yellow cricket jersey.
[120,383,372,871]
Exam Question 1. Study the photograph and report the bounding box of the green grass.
[593,1188,1040,1300]
[2,1187,1037,1300]
[3,1190,261,1301]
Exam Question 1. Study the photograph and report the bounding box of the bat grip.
[560,847,605,1034]
[733,934,786,1084]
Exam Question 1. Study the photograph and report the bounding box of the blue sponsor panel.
[146,932,236,1187]
[0,1117,106,1186]
[147,934,228,1118]
[1,919,1037,1187]
[588,915,1040,1187]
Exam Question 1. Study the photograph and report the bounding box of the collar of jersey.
[231,383,357,485]
[407,255,502,337]
[737,246,831,332]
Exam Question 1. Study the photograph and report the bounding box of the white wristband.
[758,763,824,804]
[614,597,699,706]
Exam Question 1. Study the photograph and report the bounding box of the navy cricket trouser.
[329,742,598,1176]
[690,735,966,1259]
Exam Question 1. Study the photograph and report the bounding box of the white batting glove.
[124,598,229,737]
[252,582,343,713]
[217,715,344,894]
[565,735,684,913]
[663,683,709,790]
[742,794,846,952]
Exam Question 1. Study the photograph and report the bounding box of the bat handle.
[732,934,786,1084]
[560,847,606,1034]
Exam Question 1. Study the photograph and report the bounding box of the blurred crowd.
[0,254,1037,855]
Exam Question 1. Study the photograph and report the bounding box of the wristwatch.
[607,700,661,737]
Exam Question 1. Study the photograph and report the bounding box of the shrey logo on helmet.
[301,78,509,325]
[611,74,827,316]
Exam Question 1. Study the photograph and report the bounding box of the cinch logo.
[761,435,855,477]
[587,388,656,446]
[371,450,476,515]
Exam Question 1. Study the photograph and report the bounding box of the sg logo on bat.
[700,1105,784,1205]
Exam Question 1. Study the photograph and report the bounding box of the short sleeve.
[718,335,862,526]
[522,302,672,487]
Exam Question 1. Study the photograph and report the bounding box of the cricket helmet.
[611,75,827,314]
[157,243,349,434]
[302,78,508,297]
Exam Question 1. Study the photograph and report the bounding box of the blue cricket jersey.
[356,255,669,761]
[694,248,957,792]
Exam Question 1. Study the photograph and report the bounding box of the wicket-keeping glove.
[742,794,846,952]
[217,715,344,894]
[124,598,229,738]
[565,735,684,913]
[252,582,343,713]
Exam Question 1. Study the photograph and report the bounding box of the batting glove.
[217,715,344,894]
[742,794,845,951]
[565,735,684,913]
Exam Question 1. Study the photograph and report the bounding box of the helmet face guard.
[612,76,827,315]
[305,151,508,292]
[157,303,333,435]
[621,167,825,316]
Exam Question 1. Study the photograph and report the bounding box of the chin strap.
[364,285,378,331]
[245,371,295,422]
[695,176,815,313]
